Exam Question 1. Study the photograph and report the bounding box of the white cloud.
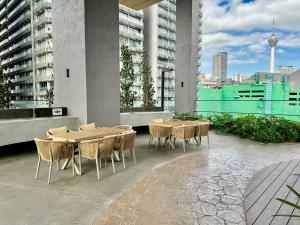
[202,0,300,33]
[277,48,285,54]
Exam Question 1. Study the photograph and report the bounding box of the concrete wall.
[143,5,159,101]
[53,0,87,124]
[84,0,120,126]
[288,69,300,90]
[175,0,200,113]
[0,117,79,146]
[53,0,120,126]
[120,112,173,127]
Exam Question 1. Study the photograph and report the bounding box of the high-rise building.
[0,0,53,108]
[144,0,202,111]
[119,4,144,106]
[212,52,228,84]
[232,73,248,83]
[278,65,294,75]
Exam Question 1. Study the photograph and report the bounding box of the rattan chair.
[172,125,196,152]
[114,131,136,170]
[148,123,172,150]
[78,135,116,180]
[150,119,164,123]
[47,126,69,138]
[34,138,75,184]
[114,125,133,131]
[194,122,210,146]
[78,123,97,131]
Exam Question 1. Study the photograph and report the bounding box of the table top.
[52,127,125,143]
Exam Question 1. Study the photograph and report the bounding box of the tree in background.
[120,44,136,107]
[140,52,156,107]
[0,72,11,109]
[44,88,54,108]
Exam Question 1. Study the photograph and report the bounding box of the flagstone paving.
[94,134,300,225]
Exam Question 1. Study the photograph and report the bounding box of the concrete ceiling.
[119,0,163,10]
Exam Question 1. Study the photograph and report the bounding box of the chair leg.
[148,136,152,148]
[155,138,159,151]
[105,158,107,167]
[95,157,100,181]
[71,151,75,177]
[57,160,60,172]
[99,156,102,169]
[111,154,116,174]
[78,152,82,176]
[183,140,186,153]
[207,134,210,146]
[132,148,136,164]
[121,151,126,170]
[35,155,41,179]
[48,160,53,184]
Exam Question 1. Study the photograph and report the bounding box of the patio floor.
[0,132,300,225]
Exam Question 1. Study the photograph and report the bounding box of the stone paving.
[94,134,300,225]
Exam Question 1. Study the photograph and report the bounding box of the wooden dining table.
[51,127,125,175]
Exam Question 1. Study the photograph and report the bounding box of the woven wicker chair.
[194,122,210,146]
[172,125,196,152]
[78,123,97,131]
[34,138,75,184]
[47,126,69,138]
[150,119,164,123]
[114,125,133,131]
[78,135,116,180]
[114,131,136,170]
[149,123,172,150]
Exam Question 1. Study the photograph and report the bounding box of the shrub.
[174,113,300,144]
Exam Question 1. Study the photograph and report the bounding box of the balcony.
[119,14,143,29]
[119,29,143,41]
[36,74,53,82]
[34,30,51,42]
[8,11,30,31]
[0,27,7,37]
[34,0,51,14]
[8,24,31,41]
[1,51,32,67]
[7,0,27,19]
[11,75,33,83]
[35,14,52,28]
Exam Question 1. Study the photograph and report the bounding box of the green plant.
[44,88,54,108]
[175,113,300,144]
[273,185,300,219]
[140,51,156,107]
[173,113,206,121]
[120,44,137,108]
[0,73,11,109]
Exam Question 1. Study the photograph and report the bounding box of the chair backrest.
[199,123,209,136]
[35,138,72,161]
[79,139,100,159]
[151,119,164,123]
[47,126,69,138]
[99,135,116,156]
[79,123,97,131]
[120,131,136,150]
[172,125,195,139]
[158,125,172,138]
[149,123,159,137]
[114,125,133,131]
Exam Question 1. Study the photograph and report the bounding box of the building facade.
[143,0,202,111]
[119,4,144,106]
[278,65,294,75]
[0,0,53,108]
[212,52,228,84]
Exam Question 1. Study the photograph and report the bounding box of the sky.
[201,0,300,77]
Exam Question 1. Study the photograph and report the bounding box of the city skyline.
[201,0,300,77]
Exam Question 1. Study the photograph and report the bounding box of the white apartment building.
[212,52,228,84]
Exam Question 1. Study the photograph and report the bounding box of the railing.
[195,99,300,121]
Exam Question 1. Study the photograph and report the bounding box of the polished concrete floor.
[1,133,300,225]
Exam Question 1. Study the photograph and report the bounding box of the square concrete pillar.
[52,0,120,126]
[175,0,200,113]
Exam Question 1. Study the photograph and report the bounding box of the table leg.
[114,151,120,162]
[61,157,80,175]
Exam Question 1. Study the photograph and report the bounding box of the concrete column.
[175,0,200,113]
[53,0,120,126]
